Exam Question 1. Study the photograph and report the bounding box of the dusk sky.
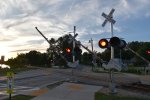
[0,0,150,60]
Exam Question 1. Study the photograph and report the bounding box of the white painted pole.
[110,20,116,94]
[72,26,76,76]
[91,38,93,52]
[90,38,95,70]
[111,22,114,59]
[73,26,76,63]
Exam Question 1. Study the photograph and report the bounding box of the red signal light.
[146,50,150,54]
[98,39,108,48]
[66,48,71,53]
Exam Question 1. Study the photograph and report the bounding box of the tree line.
[5,34,150,68]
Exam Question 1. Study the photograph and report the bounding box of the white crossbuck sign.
[102,8,116,27]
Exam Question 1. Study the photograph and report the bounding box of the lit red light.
[98,39,108,48]
[147,50,150,54]
[66,48,71,53]
[100,41,107,47]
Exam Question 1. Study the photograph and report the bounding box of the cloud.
[0,36,16,42]
[145,12,150,17]
[26,39,44,45]
[0,0,150,59]
[115,0,150,19]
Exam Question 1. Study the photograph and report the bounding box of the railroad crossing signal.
[101,8,118,94]
[147,50,150,55]
[65,47,71,54]
[110,37,126,49]
[101,8,116,59]
[102,8,116,27]
[98,39,109,48]
[65,47,82,55]
[98,37,126,49]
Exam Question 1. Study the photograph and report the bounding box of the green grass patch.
[4,95,35,100]
[95,92,148,100]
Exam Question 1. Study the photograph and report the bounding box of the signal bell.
[98,39,108,48]
[98,37,126,49]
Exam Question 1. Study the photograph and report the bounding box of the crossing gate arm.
[126,46,150,64]
[35,27,68,63]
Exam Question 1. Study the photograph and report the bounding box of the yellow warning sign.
[7,72,14,77]
[6,89,14,94]
[6,71,14,94]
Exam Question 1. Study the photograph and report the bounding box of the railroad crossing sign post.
[89,38,96,70]
[102,8,117,94]
[73,26,76,64]
[68,33,78,44]
[6,71,14,100]
[68,26,77,76]
[89,38,93,52]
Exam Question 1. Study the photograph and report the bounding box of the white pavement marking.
[32,82,103,100]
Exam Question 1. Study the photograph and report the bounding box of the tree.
[135,42,150,66]
[47,34,82,66]
[6,50,50,68]
[47,38,57,66]
[101,49,110,62]
[5,53,28,68]
[128,41,144,51]
[81,52,92,65]
[16,53,28,66]
[49,38,56,44]
[26,50,42,66]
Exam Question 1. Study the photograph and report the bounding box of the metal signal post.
[71,26,76,76]
[89,38,94,52]
[102,8,116,94]
[102,8,115,59]
[73,26,76,63]
[110,22,114,59]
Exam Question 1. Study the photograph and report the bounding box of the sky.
[0,0,150,60]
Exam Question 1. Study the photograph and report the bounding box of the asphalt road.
[1,66,149,99]
[0,68,72,99]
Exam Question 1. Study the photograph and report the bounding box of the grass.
[95,92,149,100]
[4,95,35,100]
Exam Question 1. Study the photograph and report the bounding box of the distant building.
[0,55,5,64]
